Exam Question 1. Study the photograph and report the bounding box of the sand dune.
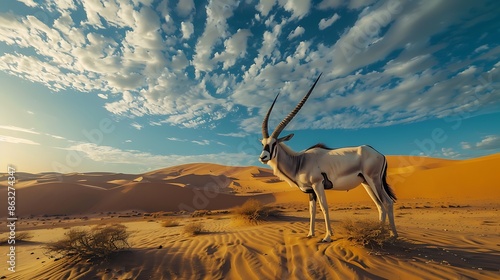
[1,154,499,215]
[1,154,499,279]
[389,153,500,201]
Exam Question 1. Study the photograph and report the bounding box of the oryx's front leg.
[307,192,317,238]
[312,182,333,242]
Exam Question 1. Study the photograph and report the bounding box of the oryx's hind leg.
[364,176,398,238]
[361,182,387,224]
[384,195,397,237]
[312,182,333,242]
[307,192,317,238]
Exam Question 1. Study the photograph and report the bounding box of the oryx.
[259,73,398,242]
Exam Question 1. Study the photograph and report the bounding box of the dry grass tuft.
[45,224,129,261]
[183,222,204,236]
[0,231,33,245]
[233,199,279,224]
[340,219,393,249]
[160,218,180,227]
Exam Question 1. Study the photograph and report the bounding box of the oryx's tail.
[382,158,397,202]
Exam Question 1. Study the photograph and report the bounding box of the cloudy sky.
[1,0,499,173]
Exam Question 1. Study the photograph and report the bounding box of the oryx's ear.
[277,133,294,142]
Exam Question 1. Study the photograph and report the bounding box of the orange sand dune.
[96,181,274,213]
[12,182,106,216]
[1,154,499,217]
[391,153,500,201]
[146,163,290,193]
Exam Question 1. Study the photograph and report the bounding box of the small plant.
[234,199,279,224]
[183,222,204,236]
[160,218,180,227]
[45,224,130,261]
[340,219,393,248]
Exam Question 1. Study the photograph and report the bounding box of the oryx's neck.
[269,144,304,187]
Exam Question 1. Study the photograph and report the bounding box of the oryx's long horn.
[270,73,322,139]
[262,93,280,138]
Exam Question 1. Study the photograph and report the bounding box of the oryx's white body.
[259,74,398,242]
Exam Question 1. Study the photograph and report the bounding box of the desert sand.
[1,154,499,279]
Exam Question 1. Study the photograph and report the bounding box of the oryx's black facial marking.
[259,138,278,163]
[264,141,277,158]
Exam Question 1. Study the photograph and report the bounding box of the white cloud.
[279,0,311,19]
[191,140,210,146]
[167,137,186,142]
[46,133,66,140]
[458,66,477,76]
[0,0,498,135]
[474,44,489,53]
[441,148,460,158]
[67,142,256,167]
[0,125,39,134]
[192,0,240,76]
[288,26,305,39]
[98,93,108,99]
[218,132,247,138]
[318,0,376,10]
[167,137,213,146]
[16,0,37,7]
[257,0,276,17]
[0,135,39,145]
[131,122,143,130]
[462,135,500,151]
[171,50,189,71]
[318,13,340,30]
[213,29,252,70]
[176,0,195,17]
[181,21,194,39]
[383,54,435,76]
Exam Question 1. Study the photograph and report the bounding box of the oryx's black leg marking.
[321,172,333,190]
[309,192,317,201]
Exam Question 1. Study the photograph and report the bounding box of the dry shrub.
[234,199,279,224]
[45,224,129,260]
[183,222,204,236]
[340,219,393,248]
[160,218,180,227]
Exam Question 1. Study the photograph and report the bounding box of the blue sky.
[0,0,499,173]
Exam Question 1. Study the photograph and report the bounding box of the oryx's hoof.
[306,234,314,238]
[318,239,332,243]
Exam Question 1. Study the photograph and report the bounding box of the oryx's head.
[259,73,322,164]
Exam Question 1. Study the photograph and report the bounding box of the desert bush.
[45,224,130,260]
[183,222,204,236]
[340,219,393,248]
[233,199,279,224]
[161,218,180,227]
